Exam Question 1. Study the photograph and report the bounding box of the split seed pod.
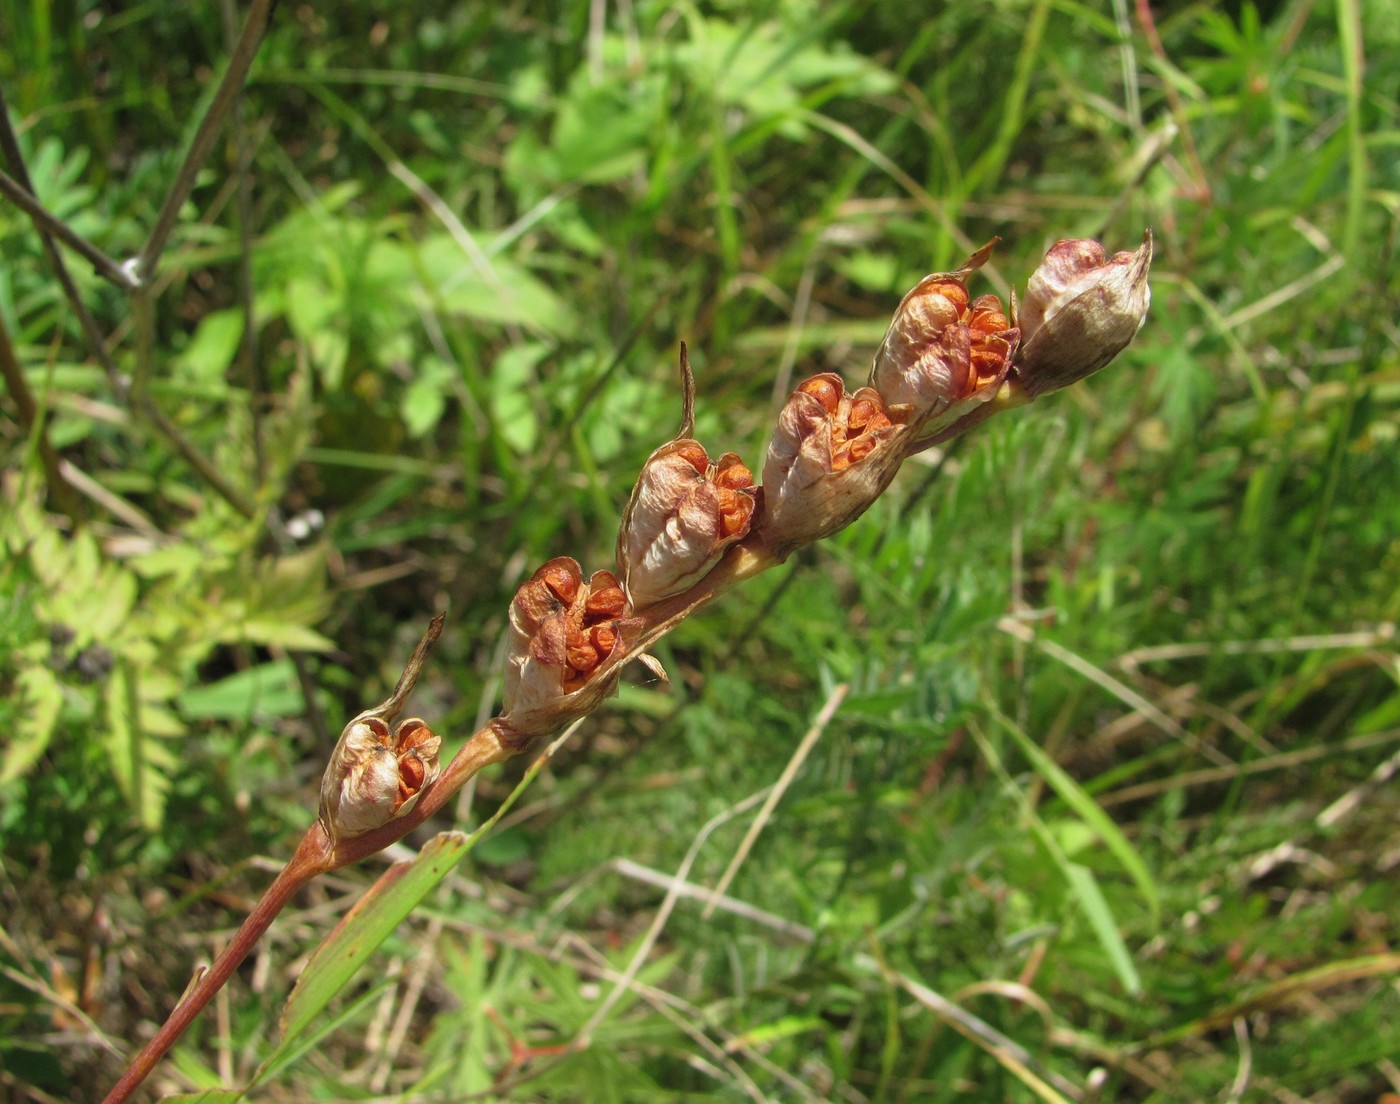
[1012,231,1153,398]
[759,372,906,554]
[500,557,629,743]
[319,715,442,841]
[869,240,1019,441]
[618,439,756,609]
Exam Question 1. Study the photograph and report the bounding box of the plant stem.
[0,85,127,394]
[0,309,83,520]
[0,165,138,290]
[137,0,276,282]
[100,826,335,1104]
[97,543,782,1101]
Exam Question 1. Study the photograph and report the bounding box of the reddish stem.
[100,825,334,1104]
[100,724,513,1104]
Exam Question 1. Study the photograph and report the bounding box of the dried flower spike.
[759,372,907,554]
[618,438,756,609]
[319,715,442,841]
[1012,231,1153,398]
[500,557,629,743]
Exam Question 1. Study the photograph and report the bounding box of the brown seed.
[912,281,969,326]
[398,754,426,800]
[565,625,599,673]
[717,488,753,536]
[848,395,884,430]
[847,434,878,463]
[968,295,1009,334]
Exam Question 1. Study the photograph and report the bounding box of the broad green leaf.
[308,330,348,391]
[176,660,304,721]
[488,343,547,456]
[0,665,64,784]
[401,355,454,439]
[282,275,337,342]
[83,565,138,643]
[550,67,664,183]
[177,308,244,384]
[224,620,335,652]
[416,234,576,335]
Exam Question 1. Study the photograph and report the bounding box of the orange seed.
[798,376,842,414]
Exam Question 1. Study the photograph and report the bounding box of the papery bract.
[759,373,906,554]
[618,439,756,609]
[1012,231,1152,397]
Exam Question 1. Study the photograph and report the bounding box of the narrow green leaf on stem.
[277,735,562,1056]
[995,709,1160,920]
[277,831,474,1046]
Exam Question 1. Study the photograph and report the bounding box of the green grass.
[2,0,1399,1100]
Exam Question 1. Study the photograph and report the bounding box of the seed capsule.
[319,715,442,841]
[500,558,631,743]
[868,241,1019,441]
[617,439,757,609]
[1012,231,1153,397]
[759,373,906,554]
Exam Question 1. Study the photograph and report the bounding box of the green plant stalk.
[135,0,276,283]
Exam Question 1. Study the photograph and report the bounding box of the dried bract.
[759,373,906,554]
[869,241,1018,439]
[500,557,629,743]
[618,439,756,609]
[319,715,442,841]
[1012,231,1153,398]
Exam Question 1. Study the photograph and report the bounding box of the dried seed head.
[501,558,630,743]
[868,241,1019,439]
[1012,231,1153,398]
[759,373,907,554]
[319,715,442,841]
[617,439,757,609]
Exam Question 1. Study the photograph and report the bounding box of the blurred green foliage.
[2,0,1398,1100]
